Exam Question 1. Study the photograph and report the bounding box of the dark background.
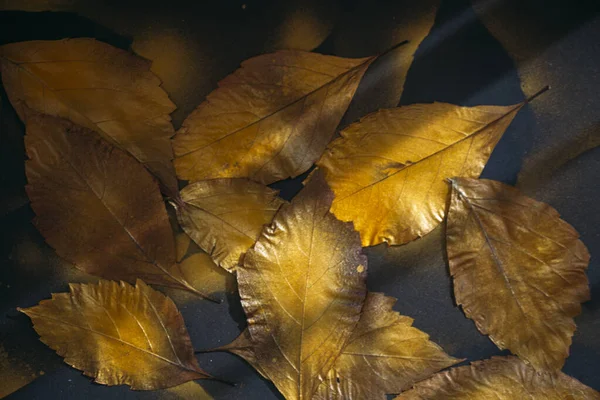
[0,0,599,398]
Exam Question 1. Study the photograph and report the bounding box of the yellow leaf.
[446,178,590,371]
[176,179,285,272]
[18,280,210,390]
[395,356,600,399]
[237,172,367,399]
[24,113,207,298]
[175,232,192,263]
[317,101,524,246]
[0,38,178,193]
[178,252,234,296]
[172,50,377,185]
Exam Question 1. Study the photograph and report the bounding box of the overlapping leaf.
[19,280,210,390]
[237,172,368,399]
[446,178,590,371]
[396,356,600,399]
[0,38,177,193]
[317,101,525,246]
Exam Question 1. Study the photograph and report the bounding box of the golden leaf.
[0,38,178,193]
[395,356,600,399]
[316,101,525,246]
[219,293,460,399]
[25,113,206,298]
[18,280,210,390]
[237,172,367,399]
[172,49,378,185]
[447,178,590,371]
[175,179,285,272]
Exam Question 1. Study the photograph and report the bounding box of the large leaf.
[446,178,590,371]
[19,280,210,390]
[396,356,600,399]
[172,49,382,184]
[316,101,525,246]
[237,172,367,399]
[0,38,178,193]
[175,179,285,272]
[24,113,206,297]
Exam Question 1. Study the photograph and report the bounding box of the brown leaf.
[25,113,206,298]
[18,280,210,390]
[447,178,590,371]
[316,101,524,246]
[172,50,377,185]
[176,179,285,272]
[0,38,178,193]
[237,172,367,399]
[395,356,600,399]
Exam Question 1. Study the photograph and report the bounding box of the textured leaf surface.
[237,172,367,399]
[317,102,523,246]
[0,38,177,192]
[447,178,590,371]
[396,356,600,399]
[172,50,374,184]
[25,113,202,296]
[176,179,285,272]
[19,280,209,390]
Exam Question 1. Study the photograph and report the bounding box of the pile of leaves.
[1,37,597,399]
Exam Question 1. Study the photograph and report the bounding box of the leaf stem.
[376,40,410,59]
[525,85,550,103]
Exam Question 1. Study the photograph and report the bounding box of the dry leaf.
[175,179,285,272]
[177,252,233,296]
[0,38,178,193]
[237,172,367,399]
[395,356,600,399]
[175,232,193,263]
[18,280,210,390]
[25,113,206,297]
[172,49,378,185]
[316,101,525,246]
[447,178,590,371]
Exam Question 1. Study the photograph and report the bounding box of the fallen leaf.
[176,179,285,272]
[177,252,234,296]
[172,48,385,184]
[0,38,178,193]
[446,178,590,371]
[237,172,367,399]
[316,100,525,246]
[395,356,600,399]
[25,112,206,298]
[19,280,210,390]
[175,232,193,263]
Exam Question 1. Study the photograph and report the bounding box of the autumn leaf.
[218,293,460,399]
[172,46,407,185]
[237,172,367,399]
[316,92,548,246]
[0,38,178,193]
[175,179,285,272]
[395,356,600,399]
[446,178,590,371]
[18,280,210,390]
[24,112,208,298]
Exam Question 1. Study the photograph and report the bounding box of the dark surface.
[0,0,599,399]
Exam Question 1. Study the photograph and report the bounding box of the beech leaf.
[0,38,178,193]
[395,356,600,399]
[175,179,286,272]
[237,172,367,399]
[24,113,207,298]
[317,100,527,246]
[18,280,210,390]
[446,178,590,371]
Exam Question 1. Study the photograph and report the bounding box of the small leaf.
[19,280,210,390]
[172,50,377,184]
[176,179,285,272]
[395,356,600,399]
[316,101,524,246]
[0,38,178,193]
[25,113,206,298]
[447,178,590,371]
[237,172,367,400]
